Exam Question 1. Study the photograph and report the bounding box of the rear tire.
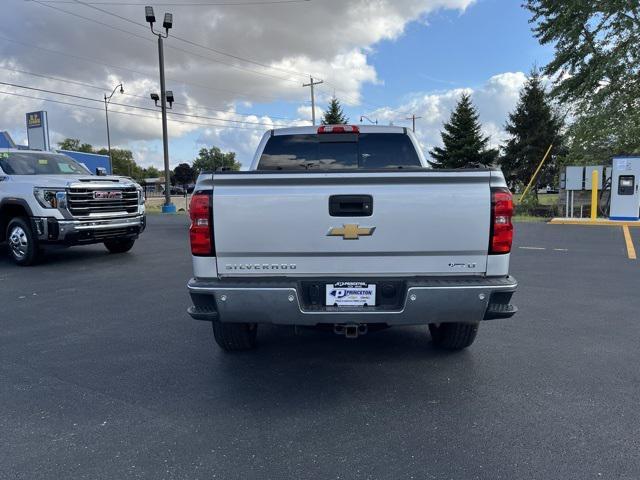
[104,238,135,254]
[6,217,41,266]
[212,319,257,352]
[429,322,478,350]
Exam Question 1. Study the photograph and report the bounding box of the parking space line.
[622,226,637,260]
[518,246,546,250]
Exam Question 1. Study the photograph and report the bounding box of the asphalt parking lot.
[1,216,639,480]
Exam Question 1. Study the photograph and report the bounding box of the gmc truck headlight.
[137,186,145,205]
[34,188,67,209]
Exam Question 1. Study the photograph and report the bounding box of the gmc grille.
[67,187,139,217]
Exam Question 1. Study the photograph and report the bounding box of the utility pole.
[145,6,175,213]
[303,76,323,125]
[406,114,422,133]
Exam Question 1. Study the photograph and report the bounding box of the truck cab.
[0,149,146,265]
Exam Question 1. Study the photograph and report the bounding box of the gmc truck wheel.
[212,319,257,352]
[429,322,478,350]
[7,217,41,266]
[104,238,136,254]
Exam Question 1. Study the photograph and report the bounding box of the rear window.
[258,133,422,170]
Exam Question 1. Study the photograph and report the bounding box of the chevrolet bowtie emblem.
[327,224,376,240]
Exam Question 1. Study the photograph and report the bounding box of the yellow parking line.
[622,225,637,260]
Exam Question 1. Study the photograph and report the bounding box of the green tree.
[321,97,348,125]
[173,162,195,187]
[142,166,161,178]
[429,93,498,168]
[192,146,241,173]
[500,69,564,191]
[95,147,140,179]
[57,138,94,153]
[526,1,640,162]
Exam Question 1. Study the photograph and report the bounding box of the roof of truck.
[271,125,408,136]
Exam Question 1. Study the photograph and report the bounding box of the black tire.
[212,319,257,352]
[6,217,41,266]
[429,322,479,350]
[104,238,136,254]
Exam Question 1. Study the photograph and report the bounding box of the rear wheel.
[429,322,478,350]
[212,319,257,352]
[104,238,136,254]
[7,217,41,266]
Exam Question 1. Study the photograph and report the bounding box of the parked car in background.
[0,150,146,265]
[186,125,518,352]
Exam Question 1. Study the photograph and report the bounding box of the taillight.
[490,187,514,254]
[189,193,213,256]
[317,125,359,134]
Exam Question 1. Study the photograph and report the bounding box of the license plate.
[326,282,376,307]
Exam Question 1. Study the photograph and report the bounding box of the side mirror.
[96,167,107,176]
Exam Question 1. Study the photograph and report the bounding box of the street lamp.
[145,5,175,213]
[360,115,378,125]
[104,82,124,174]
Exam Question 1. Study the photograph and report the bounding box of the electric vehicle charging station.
[610,157,640,221]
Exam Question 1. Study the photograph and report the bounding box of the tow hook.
[334,324,368,339]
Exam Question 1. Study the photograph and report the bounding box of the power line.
[0,90,266,130]
[0,80,286,127]
[0,35,287,101]
[1,65,293,120]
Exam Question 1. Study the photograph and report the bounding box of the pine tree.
[321,97,348,125]
[500,69,564,190]
[429,93,498,168]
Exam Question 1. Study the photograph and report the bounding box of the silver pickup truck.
[187,125,517,352]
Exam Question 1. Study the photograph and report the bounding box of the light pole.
[145,6,175,213]
[104,82,124,174]
[360,115,378,125]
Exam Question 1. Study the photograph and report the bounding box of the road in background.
[1,217,639,479]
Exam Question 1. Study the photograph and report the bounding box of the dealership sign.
[25,110,50,151]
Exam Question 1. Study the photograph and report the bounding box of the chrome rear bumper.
[187,276,517,326]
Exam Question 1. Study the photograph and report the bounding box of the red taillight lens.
[317,125,359,134]
[490,188,514,254]
[189,193,212,256]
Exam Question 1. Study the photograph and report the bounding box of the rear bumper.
[187,276,518,326]
[32,214,146,246]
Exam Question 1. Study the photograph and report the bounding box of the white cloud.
[373,71,528,156]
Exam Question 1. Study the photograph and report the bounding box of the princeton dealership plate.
[325,282,376,307]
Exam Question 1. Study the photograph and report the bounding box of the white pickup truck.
[0,149,145,265]
[187,125,517,352]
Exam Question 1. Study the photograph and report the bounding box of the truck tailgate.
[207,171,491,277]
